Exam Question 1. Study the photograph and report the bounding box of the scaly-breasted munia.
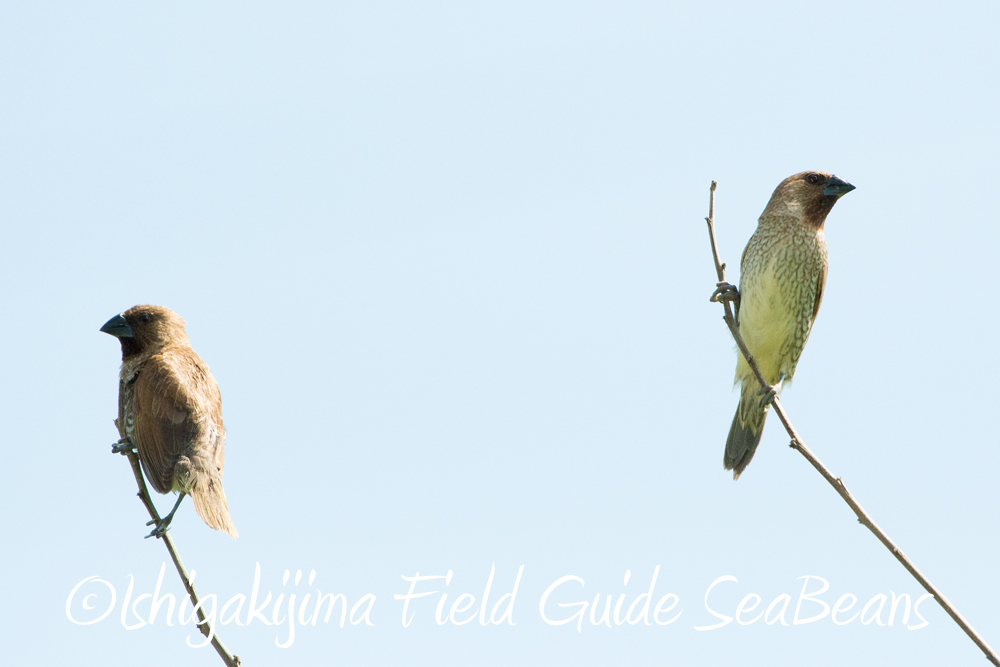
[716,171,854,479]
[102,305,238,537]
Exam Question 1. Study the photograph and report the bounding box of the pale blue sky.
[2,1,999,665]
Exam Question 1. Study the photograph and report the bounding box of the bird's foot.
[111,438,135,455]
[710,282,740,307]
[757,375,785,406]
[757,384,779,406]
[144,516,173,539]
[144,493,185,539]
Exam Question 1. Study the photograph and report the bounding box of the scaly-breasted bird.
[101,305,238,538]
[714,171,854,479]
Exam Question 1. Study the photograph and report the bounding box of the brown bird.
[101,305,238,538]
[714,171,854,479]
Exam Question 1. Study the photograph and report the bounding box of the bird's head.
[763,171,855,228]
[100,305,190,358]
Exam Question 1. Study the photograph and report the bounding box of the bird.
[101,305,238,538]
[713,171,854,479]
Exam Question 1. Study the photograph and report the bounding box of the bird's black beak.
[100,313,133,338]
[824,175,855,197]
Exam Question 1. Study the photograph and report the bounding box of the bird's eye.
[139,313,151,323]
[806,173,821,185]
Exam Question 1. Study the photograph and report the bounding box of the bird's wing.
[812,261,828,321]
[132,350,218,493]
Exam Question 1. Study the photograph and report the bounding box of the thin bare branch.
[118,445,241,667]
[704,181,999,666]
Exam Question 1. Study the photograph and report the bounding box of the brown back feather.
[132,348,225,493]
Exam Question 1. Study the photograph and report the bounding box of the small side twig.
[703,181,999,666]
[118,446,241,667]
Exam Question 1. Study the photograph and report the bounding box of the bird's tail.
[191,476,239,538]
[724,384,769,480]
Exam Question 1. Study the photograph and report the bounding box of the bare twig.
[118,445,241,667]
[704,181,999,666]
